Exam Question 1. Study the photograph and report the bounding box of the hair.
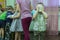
[37,2,44,6]
[0,4,4,12]
[0,4,2,8]
[1,8,5,12]
[7,6,14,10]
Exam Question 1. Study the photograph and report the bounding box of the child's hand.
[7,15,11,18]
[7,15,14,18]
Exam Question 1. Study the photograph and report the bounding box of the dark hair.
[1,8,5,12]
[37,2,44,6]
[7,6,14,10]
[0,4,2,8]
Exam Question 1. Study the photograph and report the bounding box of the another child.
[31,3,48,40]
[9,12,23,40]
[6,6,14,24]
[0,8,7,40]
[5,6,14,40]
[7,4,23,40]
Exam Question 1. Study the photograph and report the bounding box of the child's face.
[36,4,44,12]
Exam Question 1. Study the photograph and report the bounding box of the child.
[32,3,48,40]
[5,6,14,40]
[0,8,7,40]
[8,11,23,40]
[8,4,23,40]
[6,6,14,24]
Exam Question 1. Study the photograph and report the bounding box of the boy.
[5,6,14,40]
[32,3,48,40]
[0,8,7,40]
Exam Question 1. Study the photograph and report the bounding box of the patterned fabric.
[30,11,46,31]
[5,23,11,40]
[29,20,34,31]
[33,13,46,31]
[10,12,23,32]
[10,18,23,32]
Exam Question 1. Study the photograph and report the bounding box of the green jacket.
[0,11,7,20]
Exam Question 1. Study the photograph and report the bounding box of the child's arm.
[30,3,33,11]
[32,11,38,19]
[13,3,20,18]
[9,4,20,19]
[42,11,48,19]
